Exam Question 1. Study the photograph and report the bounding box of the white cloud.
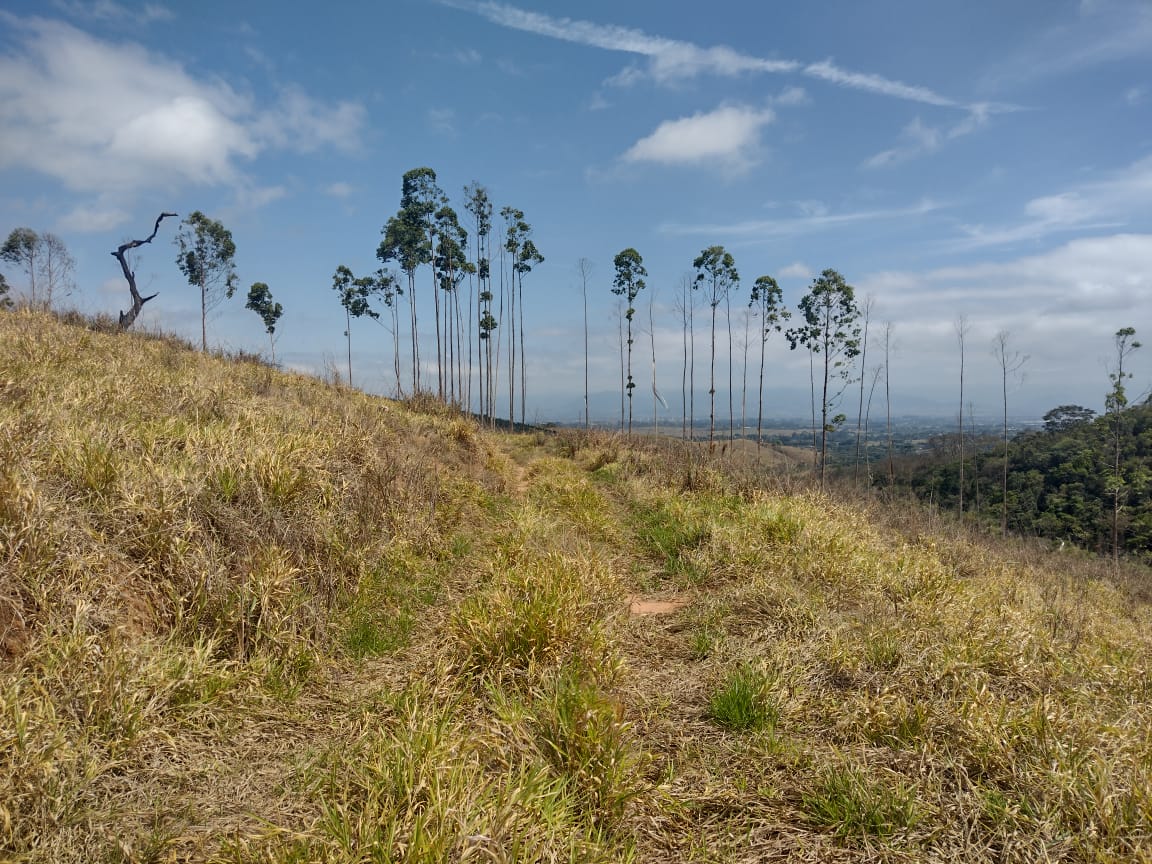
[622,105,774,170]
[57,203,131,232]
[1125,85,1145,105]
[452,1,965,108]
[779,262,812,279]
[857,233,1152,409]
[324,181,354,199]
[660,199,942,238]
[774,86,809,106]
[0,17,363,204]
[257,86,365,154]
[236,184,287,209]
[953,155,1152,249]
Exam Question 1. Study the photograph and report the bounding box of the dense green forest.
[894,400,1152,562]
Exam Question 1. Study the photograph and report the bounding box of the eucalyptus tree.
[1,228,40,306]
[245,282,283,361]
[992,330,1028,535]
[786,269,861,489]
[465,183,494,421]
[434,205,470,405]
[853,295,876,486]
[883,321,895,484]
[501,206,544,426]
[379,212,428,393]
[331,265,381,388]
[612,248,647,435]
[1105,326,1141,566]
[375,269,403,395]
[692,246,739,445]
[749,274,789,450]
[954,315,971,511]
[673,273,693,439]
[379,168,444,394]
[175,211,238,351]
[576,258,594,428]
[2,228,76,309]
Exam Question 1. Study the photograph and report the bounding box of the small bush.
[707,664,777,731]
[802,764,919,838]
[532,670,645,829]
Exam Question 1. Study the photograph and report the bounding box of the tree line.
[2,179,1145,528]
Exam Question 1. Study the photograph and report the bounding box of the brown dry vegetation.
[2,308,1151,863]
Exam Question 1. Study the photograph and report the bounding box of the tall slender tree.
[465,184,494,422]
[992,330,1028,535]
[749,275,789,450]
[612,248,647,435]
[853,295,875,487]
[786,269,861,489]
[379,169,442,394]
[577,258,594,429]
[955,315,971,511]
[650,283,661,434]
[245,282,283,361]
[504,208,542,426]
[692,246,739,446]
[434,205,469,406]
[1,228,39,306]
[331,265,381,388]
[883,321,895,484]
[1105,327,1141,567]
[174,212,238,352]
[674,273,692,440]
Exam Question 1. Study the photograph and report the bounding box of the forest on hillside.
[891,400,1152,563]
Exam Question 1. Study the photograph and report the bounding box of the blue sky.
[1,0,1149,423]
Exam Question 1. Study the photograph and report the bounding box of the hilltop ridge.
[3,310,1151,863]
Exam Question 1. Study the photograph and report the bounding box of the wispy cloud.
[51,0,173,24]
[865,104,993,168]
[660,199,942,238]
[457,1,797,83]
[323,181,354,199]
[803,59,956,107]
[622,104,773,170]
[983,0,1152,89]
[448,1,965,108]
[952,155,1152,249]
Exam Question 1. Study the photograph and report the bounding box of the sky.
[1,0,1150,424]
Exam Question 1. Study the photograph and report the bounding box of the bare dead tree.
[114,212,178,330]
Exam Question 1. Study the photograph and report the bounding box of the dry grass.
[3,308,1152,862]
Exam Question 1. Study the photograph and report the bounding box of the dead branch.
[114,212,177,330]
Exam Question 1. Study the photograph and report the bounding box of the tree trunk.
[346,306,353,387]
[709,297,718,446]
[114,212,176,331]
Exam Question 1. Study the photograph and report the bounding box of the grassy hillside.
[3,309,1151,863]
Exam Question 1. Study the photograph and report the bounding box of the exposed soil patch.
[629,595,688,616]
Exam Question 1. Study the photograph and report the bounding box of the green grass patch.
[707,664,778,731]
[802,764,919,839]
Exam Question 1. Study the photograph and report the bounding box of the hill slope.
[2,310,1151,863]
